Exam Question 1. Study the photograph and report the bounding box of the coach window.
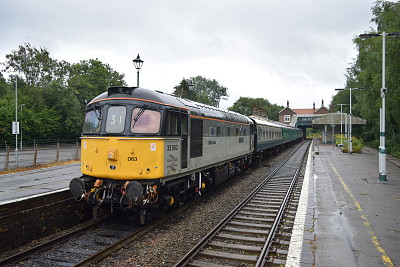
[217,126,221,137]
[83,108,102,133]
[131,108,161,134]
[236,127,239,136]
[106,106,126,133]
[227,126,231,136]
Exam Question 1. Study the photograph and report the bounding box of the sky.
[0,0,376,110]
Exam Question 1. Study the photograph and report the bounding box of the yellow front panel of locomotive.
[81,137,164,180]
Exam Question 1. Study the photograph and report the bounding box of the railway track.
[173,141,310,267]
[0,201,197,267]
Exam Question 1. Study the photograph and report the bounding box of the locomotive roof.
[88,86,253,124]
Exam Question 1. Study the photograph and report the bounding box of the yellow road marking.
[326,156,394,267]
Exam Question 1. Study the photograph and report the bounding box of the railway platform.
[287,140,400,266]
[0,163,80,205]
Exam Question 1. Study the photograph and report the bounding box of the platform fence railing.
[1,139,81,171]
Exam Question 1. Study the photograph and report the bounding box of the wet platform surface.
[0,163,80,204]
[287,141,400,266]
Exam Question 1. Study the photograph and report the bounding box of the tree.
[0,44,128,143]
[228,97,283,121]
[173,76,228,107]
[68,59,126,108]
[334,0,400,154]
[0,73,9,98]
[1,43,70,88]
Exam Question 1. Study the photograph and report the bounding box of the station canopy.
[312,112,366,129]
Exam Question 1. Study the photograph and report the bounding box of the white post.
[340,105,343,136]
[349,88,352,154]
[379,32,387,182]
[14,76,19,167]
[20,104,24,150]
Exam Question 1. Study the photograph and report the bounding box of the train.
[69,86,303,221]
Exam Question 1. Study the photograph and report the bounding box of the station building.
[279,100,366,144]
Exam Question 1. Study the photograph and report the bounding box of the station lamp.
[132,54,144,87]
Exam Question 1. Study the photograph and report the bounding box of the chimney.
[321,99,324,107]
[287,100,289,107]
[313,102,315,110]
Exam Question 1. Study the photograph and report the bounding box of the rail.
[174,141,310,266]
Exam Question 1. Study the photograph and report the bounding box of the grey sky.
[0,0,375,109]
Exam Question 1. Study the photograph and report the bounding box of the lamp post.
[337,103,348,146]
[335,88,366,154]
[132,54,144,87]
[20,104,25,150]
[359,32,400,182]
[217,96,228,108]
[188,80,194,100]
[11,75,19,167]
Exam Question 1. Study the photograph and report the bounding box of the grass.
[0,160,79,175]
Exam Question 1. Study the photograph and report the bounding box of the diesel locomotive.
[69,86,302,221]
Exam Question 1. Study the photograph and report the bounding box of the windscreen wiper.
[132,105,148,129]
[94,106,102,121]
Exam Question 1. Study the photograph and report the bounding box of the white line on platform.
[286,140,314,266]
[0,188,69,206]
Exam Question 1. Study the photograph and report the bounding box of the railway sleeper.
[234,215,275,223]
[198,249,258,264]
[228,220,272,230]
[215,233,265,244]
[246,203,281,210]
[208,241,262,254]
[222,226,269,235]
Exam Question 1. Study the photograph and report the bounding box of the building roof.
[292,109,315,115]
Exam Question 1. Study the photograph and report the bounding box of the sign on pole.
[12,121,19,135]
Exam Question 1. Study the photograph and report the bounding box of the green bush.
[337,134,364,153]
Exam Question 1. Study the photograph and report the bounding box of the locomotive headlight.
[107,149,117,160]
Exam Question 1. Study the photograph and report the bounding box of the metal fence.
[1,139,81,171]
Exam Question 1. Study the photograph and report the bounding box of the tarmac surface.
[288,141,400,266]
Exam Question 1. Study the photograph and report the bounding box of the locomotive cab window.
[106,106,126,133]
[166,112,179,135]
[83,108,102,133]
[181,115,188,135]
[131,108,161,134]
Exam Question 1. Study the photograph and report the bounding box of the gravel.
[98,145,297,267]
